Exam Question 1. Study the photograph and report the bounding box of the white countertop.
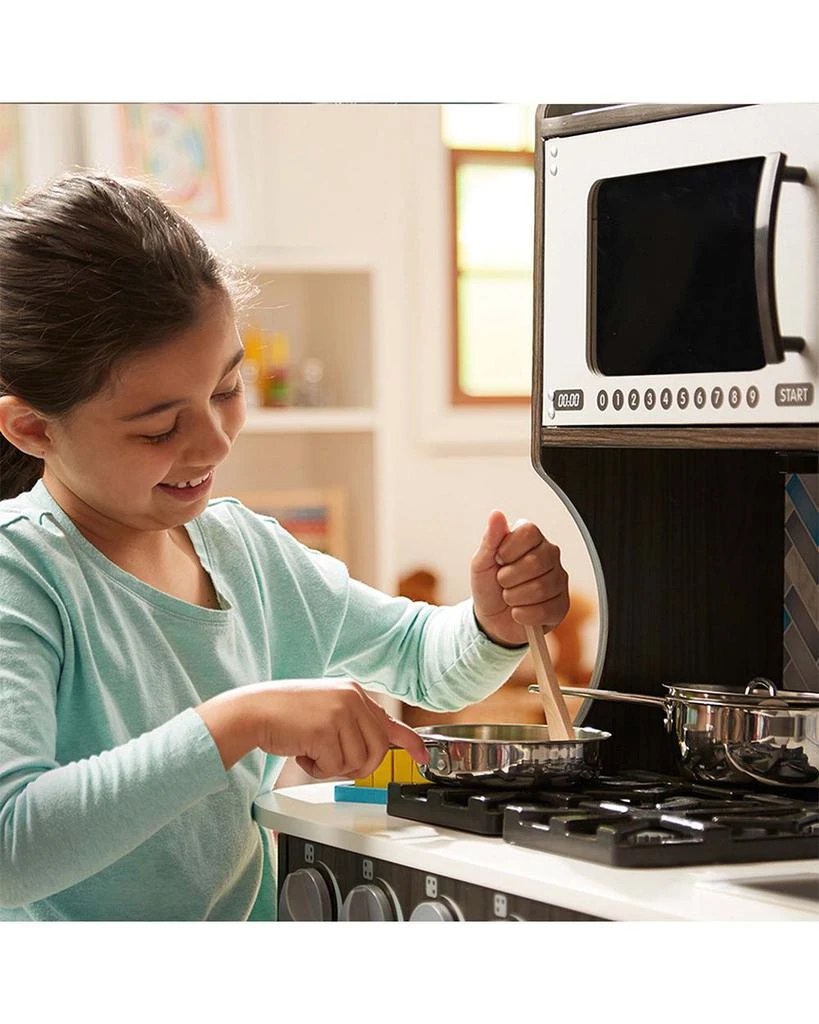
[254,783,819,922]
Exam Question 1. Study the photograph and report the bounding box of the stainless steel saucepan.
[410,723,611,788]
[529,678,819,789]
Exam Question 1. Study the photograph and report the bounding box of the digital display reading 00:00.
[553,389,584,411]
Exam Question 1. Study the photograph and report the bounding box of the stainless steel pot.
[530,678,819,789]
[412,723,611,788]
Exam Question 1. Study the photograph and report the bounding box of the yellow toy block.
[392,748,418,783]
[354,748,425,788]
[371,750,394,789]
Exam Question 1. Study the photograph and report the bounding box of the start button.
[775,383,814,406]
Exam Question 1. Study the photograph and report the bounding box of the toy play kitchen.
[254,103,819,921]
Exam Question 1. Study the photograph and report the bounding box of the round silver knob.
[341,884,395,921]
[278,867,334,921]
[409,899,460,922]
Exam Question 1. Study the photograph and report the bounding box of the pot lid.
[664,678,819,707]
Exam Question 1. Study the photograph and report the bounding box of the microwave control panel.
[543,380,815,426]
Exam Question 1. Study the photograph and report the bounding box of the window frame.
[449,146,534,406]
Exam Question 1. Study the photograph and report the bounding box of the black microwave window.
[591,157,767,376]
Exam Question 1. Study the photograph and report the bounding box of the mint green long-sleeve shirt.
[0,482,525,920]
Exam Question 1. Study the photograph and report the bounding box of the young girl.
[0,171,570,921]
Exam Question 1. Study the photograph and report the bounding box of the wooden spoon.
[524,624,575,741]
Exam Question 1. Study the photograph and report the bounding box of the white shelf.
[242,406,379,434]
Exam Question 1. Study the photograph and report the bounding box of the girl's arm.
[0,563,228,910]
[325,579,528,710]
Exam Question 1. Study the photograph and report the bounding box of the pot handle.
[422,742,451,776]
[745,677,780,699]
[530,685,669,711]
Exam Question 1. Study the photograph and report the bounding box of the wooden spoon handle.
[524,623,575,741]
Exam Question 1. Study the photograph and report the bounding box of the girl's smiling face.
[42,292,246,536]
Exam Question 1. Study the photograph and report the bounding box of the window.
[442,104,536,404]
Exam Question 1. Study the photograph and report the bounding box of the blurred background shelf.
[213,260,383,589]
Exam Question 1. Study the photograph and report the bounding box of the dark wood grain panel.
[537,446,802,774]
[540,426,818,450]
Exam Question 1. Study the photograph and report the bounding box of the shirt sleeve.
[219,499,527,713]
[326,577,527,712]
[0,552,228,910]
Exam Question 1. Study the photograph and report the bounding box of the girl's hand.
[470,509,569,648]
[196,679,428,776]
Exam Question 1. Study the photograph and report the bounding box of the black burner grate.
[386,773,819,868]
[386,783,533,836]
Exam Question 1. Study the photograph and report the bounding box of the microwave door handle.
[754,151,808,364]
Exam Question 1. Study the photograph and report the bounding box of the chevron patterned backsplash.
[783,473,819,692]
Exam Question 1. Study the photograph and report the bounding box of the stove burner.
[386,772,819,868]
[386,783,536,836]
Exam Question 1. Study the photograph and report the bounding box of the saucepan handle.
[389,740,450,774]
[529,685,670,711]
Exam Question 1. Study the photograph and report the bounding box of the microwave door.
[590,153,808,377]
[590,156,769,377]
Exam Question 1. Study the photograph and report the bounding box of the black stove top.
[386,772,819,868]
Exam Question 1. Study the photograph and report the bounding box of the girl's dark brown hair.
[0,170,254,499]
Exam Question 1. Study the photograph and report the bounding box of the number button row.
[596,385,760,413]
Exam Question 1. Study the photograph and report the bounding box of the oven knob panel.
[409,897,463,922]
[279,866,336,921]
[340,883,396,921]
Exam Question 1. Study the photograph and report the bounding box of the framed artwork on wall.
[232,487,348,563]
[119,104,225,220]
[80,103,244,251]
